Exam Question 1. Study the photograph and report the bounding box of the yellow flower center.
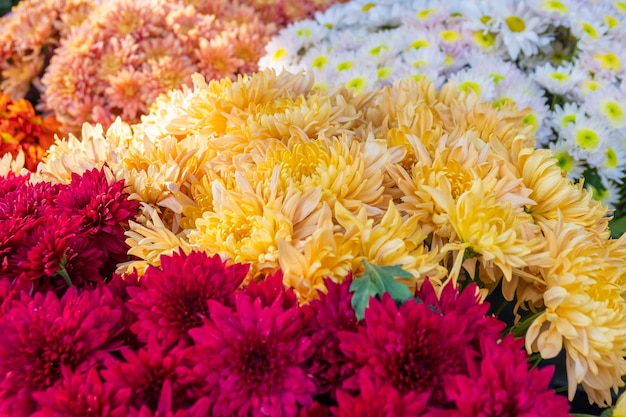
[337,61,355,71]
[377,67,392,79]
[561,114,576,127]
[362,3,376,12]
[480,15,491,24]
[492,97,511,110]
[458,81,481,95]
[605,15,620,29]
[616,1,626,13]
[605,147,619,168]
[582,79,602,94]
[522,112,538,132]
[370,45,389,56]
[297,28,312,38]
[273,48,287,61]
[416,8,435,20]
[575,128,600,150]
[346,77,368,94]
[408,39,430,50]
[550,72,570,82]
[594,52,622,72]
[541,0,568,13]
[554,151,574,171]
[505,16,526,32]
[601,99,625,125]
[440,30,461,43]
[412,59,428,68]
[581,22,599,39]
[472,30,495,49]
[591,186,608,201]
[312,56,328,69]
[490,72,505,84]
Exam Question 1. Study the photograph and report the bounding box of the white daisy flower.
[583,85,626,128]
[532,62,586,99]
[448,67,497,101]
[593,144,626,184]
[528,0,573,26]
[547,102,583,131]
[586,180,621,209]
[561,114,614,161]
[491,1,552,60]
[548,138,586,181]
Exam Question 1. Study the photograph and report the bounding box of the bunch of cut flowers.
[18,68,626,413]
[260,0,626,233]
[0,0,345,135]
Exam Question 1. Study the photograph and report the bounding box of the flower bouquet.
[3,67,619,415]
[260,0,626,233]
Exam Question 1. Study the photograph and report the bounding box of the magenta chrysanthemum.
[52,166,139,265]
[305,277,358,396]
[189,293,317,417]
[127,251,248,347]
[338,293,475,405]
[0,287,123,417]
[101,338,206,413]
[243,269,299,310]
[444,335,571,417]
[334,373,430,417]
[31,367,131,417]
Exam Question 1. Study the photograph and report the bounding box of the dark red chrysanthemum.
[127,251,248,347]
[304,277,358,396]
[0,178,60,224]
[443,336,571,417]
[13,216,104,293]
[338,293,474,405]
[31,367,131,417]
[52,166,139,265]
[0,286,123,417]
[189,293,317,417]
[416,280,506,349]
[101,338,206,412]
[334,373,430,417]
[243,269,299,310]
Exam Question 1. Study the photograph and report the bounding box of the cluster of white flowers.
[260,0,626,208]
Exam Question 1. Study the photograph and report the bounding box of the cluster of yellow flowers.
[22,69,626,407]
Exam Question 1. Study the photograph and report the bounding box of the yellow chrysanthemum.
[525,217,626,406]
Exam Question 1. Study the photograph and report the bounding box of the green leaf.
[349,260,414,320]
[609,216,626,238]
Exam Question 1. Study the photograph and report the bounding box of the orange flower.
[0,93,60,171]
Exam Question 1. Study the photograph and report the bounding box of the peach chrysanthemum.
[2,0,344,134]
[525,216,626,407]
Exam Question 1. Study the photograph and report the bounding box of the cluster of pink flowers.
[0,245,571,416]
[0,0,345,134]
[0,166,139,296]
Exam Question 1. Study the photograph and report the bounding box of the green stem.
[507,310,544,338]
[55,256,73,287]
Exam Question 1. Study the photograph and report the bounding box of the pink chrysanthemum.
[53,167,139,265]
[31,367,131,417]
[189,293,317,417]
[334,373,430,417]
[101,338,206,413]
[127,251,248,348]
[338,294,475,406]
[128,381,212,417]
[304,277,358,396]
[0,287,123,417]
[444,336,571,417]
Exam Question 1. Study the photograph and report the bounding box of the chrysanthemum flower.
[338,294,475,405]
[31,368,132,417]
[102,338,206,413]
[126,251,248,347]
[304,277,357,395]
[0,93,61,171]
[189,293,317,417]
[444,336,571,417]
[0,287,123,417]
